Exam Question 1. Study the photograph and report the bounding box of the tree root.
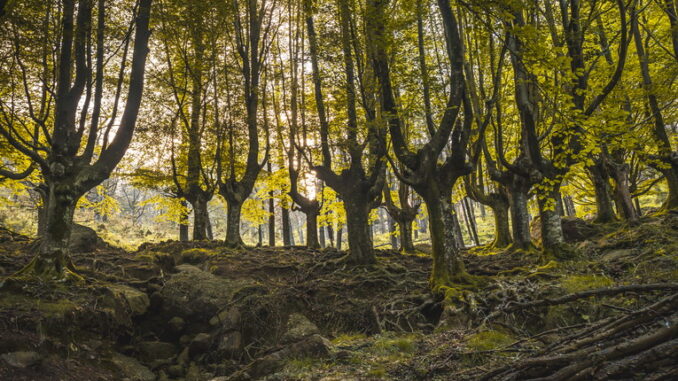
[478,292,678,380]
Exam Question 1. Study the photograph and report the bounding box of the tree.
[305,0,386,264]
[369,0,478,287]
[218,0,274,247]
[0,0,153,279]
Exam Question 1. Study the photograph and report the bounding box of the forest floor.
[0,213,677,380]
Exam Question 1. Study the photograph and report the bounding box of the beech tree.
[0,0,153,279]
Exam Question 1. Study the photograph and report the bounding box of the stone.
[69,224,101,253]
[109,353,156,381]
[230,334,331,380]
[281,313,320,344]
[158,265,247,321]
[138,341,177,362]
[168,316,185,333]
[0,351,41,368]
[105,284,150,316]
[561,217,597,242]
[218,331,242,357]
[189,333,212,356]
[209,307,241,329]
[167,364,184,378]
[177,347,190,366]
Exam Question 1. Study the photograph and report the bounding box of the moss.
[372,334,417,355]
[465,330,514,352]
[561,274,613,293]
[331,333,368,345]
[366,366,387,378]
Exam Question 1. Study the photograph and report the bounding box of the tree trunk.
[282,207,292,246]
[191,195,209,240]
[388,213,398,250]
[268,195,275,246]
[205,209,213,240]
[508,186,531,250]
[538,189,566,258]
[590,162,617,223]
[399,219,415,252]
[179,199,189,242]
[564,195,576,216]
[343,196,376,264]
[306,210,320,249]
[463,198,480,246]
[226,200,244,247]
[319,224,326,248]
[425,190,466,287]
[336,226,343,251]
[492,201,512,248]
[609,163,638,221]
[23,183,80,280]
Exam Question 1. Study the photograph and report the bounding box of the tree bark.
[225,200,244,247]
[282,206,292,246]
[589,161,617,223]
[508,183,532,250]
[492,200,512,248]
[425,188,466,287]
[400,219,415,252]
[179,199,189,242]
[343,195,375,264]
[306,209,320,249]
[538,189,566,258]
[23,183,80,279]
[191,194,209,240]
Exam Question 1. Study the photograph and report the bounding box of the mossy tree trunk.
[22,181,81,280]
[423,184,467,288]
[590,161,617,223]
[507,181,532,250]
[343,192,376,264]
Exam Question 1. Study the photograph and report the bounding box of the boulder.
[229,334,331,380]
[218,331,242,358]
[188,333,212,356]
[0,351,41,368]
[167,316,186,333]
[104,284,150,316]
[561,217,597,242]
[109,353,156,381]
[209,307,241,330]
[530,216,597,243]
[158,265,246,322]
[69,224,101,253]
[281,314,320,344]
[137,341,177,362]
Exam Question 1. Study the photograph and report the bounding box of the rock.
[209,307,241,329]
[109,353,156,381]
[1,351,41,368]
[105,284,150,316]
[180,248,217,264]
[158,265,246,321]
[69,224,101,253]
[177,347,190,367]
[281,314,320,344]
[189,333,212,356]
[138,341,177,362]
[561,217,597,242]
[531,217,597,244]
[218,331,242,357]
[124,263,162,281]
[168,316,186,333]
[231,334,331,380]
[167,364,184,378]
